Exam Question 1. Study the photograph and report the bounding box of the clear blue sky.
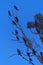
[0,0,43,65]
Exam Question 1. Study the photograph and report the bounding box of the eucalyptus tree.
[8,5,43,65]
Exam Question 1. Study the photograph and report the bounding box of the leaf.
[8,10,11,16]
[27,52,30,57]
[17,49,21,55]
[32,49,36,55]
[15,16,19,23]
[40,52,43,56]
[14,5,19,11]
[23,37,26,43]
[34,13,42,19]
[16,35,19,40]
[27,22,31,28]
[29,57,32,61]
[27,22,35,28]
[15,30,18,35]
[40,52,43,60]
[12,20,16,25]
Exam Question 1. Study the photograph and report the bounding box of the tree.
[8,5,43,65]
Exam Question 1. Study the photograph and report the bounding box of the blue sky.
[0,0,43,65]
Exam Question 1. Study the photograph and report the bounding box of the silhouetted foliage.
[15,16,19,23]
[12,20,16,25]
[27,13,43,43]
[17,49,21,55]
[32,48,36,55]
[27,52,30,57]
[14,5,19,11]
[8,4,43,65]
[8,10,11,16]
